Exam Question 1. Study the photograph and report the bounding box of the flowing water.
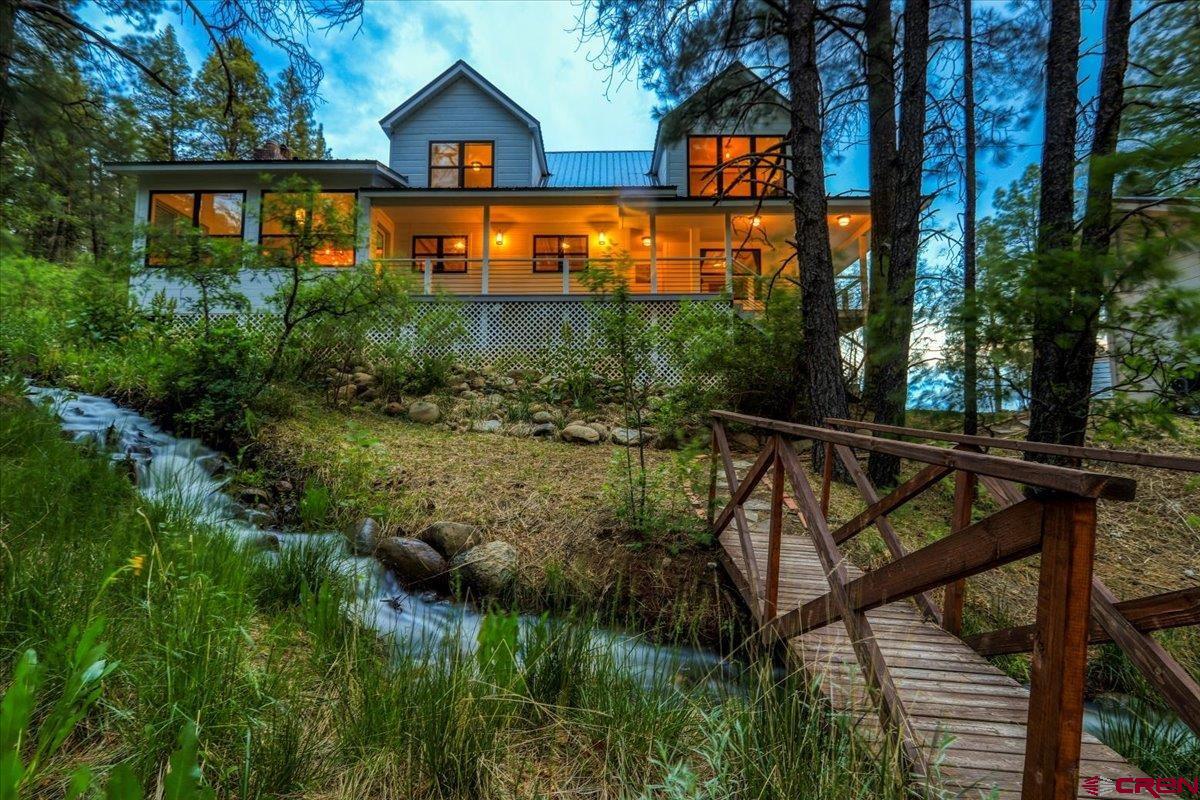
[27,386,1193,752]
[26,385,733,691]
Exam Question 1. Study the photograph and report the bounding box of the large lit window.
[429,141,494,188]
[700,248,761,297]
[533,235,588,273]
[412,235,469,273]
[259,190,357,267]
[146,190,244,264]
[687,136,785,198]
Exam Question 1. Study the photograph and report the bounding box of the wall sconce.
[598,232,607,246]
[454,240,466,251]
[641,235,653,247]
[494,232,504,246]
[837,214,851,227]
[751,215,762,228]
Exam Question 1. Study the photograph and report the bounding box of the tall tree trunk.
[867,0,930,486]
[861,0,897,429]
[962,0,979,435]
[0,0,17,154]
[786,0,849,467]
[1027,0,1131,466]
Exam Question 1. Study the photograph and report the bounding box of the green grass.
[0,395,923,798]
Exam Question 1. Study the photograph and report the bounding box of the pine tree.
[129,26,195,160]
[273,65,330,158]
[193,37,276,159]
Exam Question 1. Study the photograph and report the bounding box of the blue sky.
[95,1,1108,221]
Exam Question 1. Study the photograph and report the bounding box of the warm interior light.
[471,161,482,171]
[598,232,607,246]
[294,208,307,224]
[641,235,652,247]
[837,214,851,227]
[751,215,762,228]
[562,242,570,250]
[454,240,466,251]
[494,232,504,246]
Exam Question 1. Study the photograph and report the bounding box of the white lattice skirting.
[172,296,725,384]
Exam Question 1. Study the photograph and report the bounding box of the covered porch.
[363,193,870,320]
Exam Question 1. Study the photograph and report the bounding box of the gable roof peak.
[378,60,548,177]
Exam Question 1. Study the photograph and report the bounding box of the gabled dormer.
[650,62,792,198]
[379,60,549,188]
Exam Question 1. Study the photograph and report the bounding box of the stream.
[25,386,1194,753]
[26,385,733,692]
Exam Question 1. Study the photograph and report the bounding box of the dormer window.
[687,135,785,198]
[430,141,494,188]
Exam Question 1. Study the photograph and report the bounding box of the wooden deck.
[715,459,1145,800]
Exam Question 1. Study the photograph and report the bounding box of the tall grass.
[2,395,919,798]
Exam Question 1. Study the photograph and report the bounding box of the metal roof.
[543,150,656,188]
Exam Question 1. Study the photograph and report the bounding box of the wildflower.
[129,554,145,576]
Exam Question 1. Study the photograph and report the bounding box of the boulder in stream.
[347,517,380,555]
[450,540,518,596]
[376,537,448,586]
[419,521,481,558]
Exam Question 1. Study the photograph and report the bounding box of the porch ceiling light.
[641,235,652,247]
[837,214,851,227]
[751,215,762,228]
[495,232,504,246]
[598,232,607,246]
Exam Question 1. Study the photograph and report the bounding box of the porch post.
[355,194,372,264]
[562,256,570,294]
[481,204,491,295]
[649,212,658,293]
[857,234,869,317]
[723,212,733,292]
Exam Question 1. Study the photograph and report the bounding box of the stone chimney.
[252,140,286,160]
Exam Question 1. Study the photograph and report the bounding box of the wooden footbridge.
[705,411,1200,799]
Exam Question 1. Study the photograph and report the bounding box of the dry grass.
[253,393,743,643]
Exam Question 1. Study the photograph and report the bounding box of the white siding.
[385,76,535,188]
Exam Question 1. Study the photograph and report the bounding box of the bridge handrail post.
[1022,493,1098,800]
[941,468,977,636]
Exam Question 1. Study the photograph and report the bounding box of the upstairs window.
[533,235,588,272]
[429,141,494,188]
[260,190,357,267]
[687,136,785,198]
[413,235,469,273]
[147,190,244,264]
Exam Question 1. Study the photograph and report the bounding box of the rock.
[352,372,376,387]
[335,383,357,402]
[471,419,502,434]
[611,426,650,447]
[531,422,557,437]
[419,521,482,558]
[450,540,517,596]
[359,387,381,402]
[561,423,601,444]
[459,390,480,401]
[468,376,487,390]
[383,401,405,416]
[506,422,532,437]
[274,479,293,494]
[408,400,441,424]
[239,486,272,505]
[530,410,556,424]
[452,382,471,394]
[375,537,448,586]
[730,431,759,452]
[347,517,380,555]
[588,422,609,440]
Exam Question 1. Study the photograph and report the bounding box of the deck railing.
[706,410,1145,800]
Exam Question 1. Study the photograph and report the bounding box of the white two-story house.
[109,60,872,355]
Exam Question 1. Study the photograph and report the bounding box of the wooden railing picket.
[942,468,977,636]
[765,434,786,619]
[710,424,769,613]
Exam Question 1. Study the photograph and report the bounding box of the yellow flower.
[129,555,145,576]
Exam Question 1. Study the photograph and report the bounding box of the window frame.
[686,135,786,199]
[428,140,495,189]
[532,234,590,273]
[699,247,762,297]
[146,190,246,266]
[257,189,358,267]
[411,235,470,273]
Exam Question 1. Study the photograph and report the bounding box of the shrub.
[158,322,265,445]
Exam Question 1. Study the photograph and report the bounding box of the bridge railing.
[706,409,1141,800]
[825,417,1200,740]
